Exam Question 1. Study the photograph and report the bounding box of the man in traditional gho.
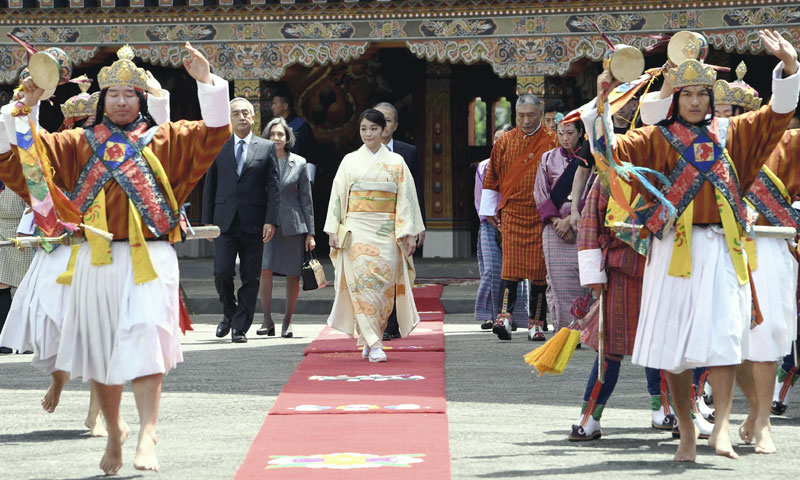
[571,181,669,440]
[479,94,558,341]
[641,59,800,454]
[0,76,169,436]
[568,97,639,232]
[572,176,716,441]
[581,30,798,461]
[0,43,230,475]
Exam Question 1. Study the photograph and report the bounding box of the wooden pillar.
[423,63,470,258]
[234,79,263,136]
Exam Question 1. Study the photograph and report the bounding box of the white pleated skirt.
[632,226,750,373]
[748,237,798,362]
[0,247,71,374]
[56,241,183,385]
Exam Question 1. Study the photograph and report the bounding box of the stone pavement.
[1,263,800,478]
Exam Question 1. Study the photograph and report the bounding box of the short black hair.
[544,99,566,114]
[656,87,714,128]
[89,89,155,129]
[272,87,294,111]
[359,108,386,129]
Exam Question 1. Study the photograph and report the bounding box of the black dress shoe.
[390,331,401,339]
[231,330,247,343]
[0,347,12,354]
[382,331,392,341]
[216,321,231,338]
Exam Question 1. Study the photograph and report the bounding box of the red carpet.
[412,284,445,313]
[234,414,451,479]
[236,282,450,478]
[419,311,445,322]
[269,351,446,415]
[303,322,444,355]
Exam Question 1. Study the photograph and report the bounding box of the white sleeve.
[578,249,607,286]
[478,189,500,216]
[770,61,800,114]
[639,91,672,126]
[580,98,615,155]
[197,73,230,128]
[147,90,170,125]
[1,101,40,149]
[16,210,35,235]
[1,102,16,151]
[0,104,10,154]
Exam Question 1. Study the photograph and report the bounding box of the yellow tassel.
[548,329,581,375]
[528,328,571,376]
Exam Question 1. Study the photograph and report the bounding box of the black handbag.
[301,250,327,291]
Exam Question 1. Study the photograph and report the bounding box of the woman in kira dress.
[323,109,425,363]
[534,119,592,333]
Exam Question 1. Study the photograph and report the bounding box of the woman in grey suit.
[257,117,316,338]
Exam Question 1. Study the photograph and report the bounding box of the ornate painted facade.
[2,0,800,257]
[3,2,800,84]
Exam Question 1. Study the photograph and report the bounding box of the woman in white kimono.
[324,109,425,362]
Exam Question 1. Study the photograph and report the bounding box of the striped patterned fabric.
[542,224,588,332]
[475,221,529,327]
[483,126,558,281]
[578,183,645,356]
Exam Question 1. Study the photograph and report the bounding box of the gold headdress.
[712,61,762,112]
[60,76,99,119]
[97,45,147,91]
[666,59,717,91]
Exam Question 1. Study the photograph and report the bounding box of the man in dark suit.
[202,97,280,343]
[374,102,426,340]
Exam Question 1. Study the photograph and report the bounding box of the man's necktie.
[235,139,245,175]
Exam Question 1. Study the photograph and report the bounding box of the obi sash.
[348,182,397,214]
[744,167,800,230]
[73,119,178,237]
[640,118,752,239]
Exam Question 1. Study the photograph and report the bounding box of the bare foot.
[85,412,108,438]
[738,418,754,445]
[41,372,68,413]
[674,424,698,462]
[754,422,776,454]
[134,431,159,472]
[99,424,130,475]
[709,425,739,459]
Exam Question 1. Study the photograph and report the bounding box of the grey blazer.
[277,152,315,236]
